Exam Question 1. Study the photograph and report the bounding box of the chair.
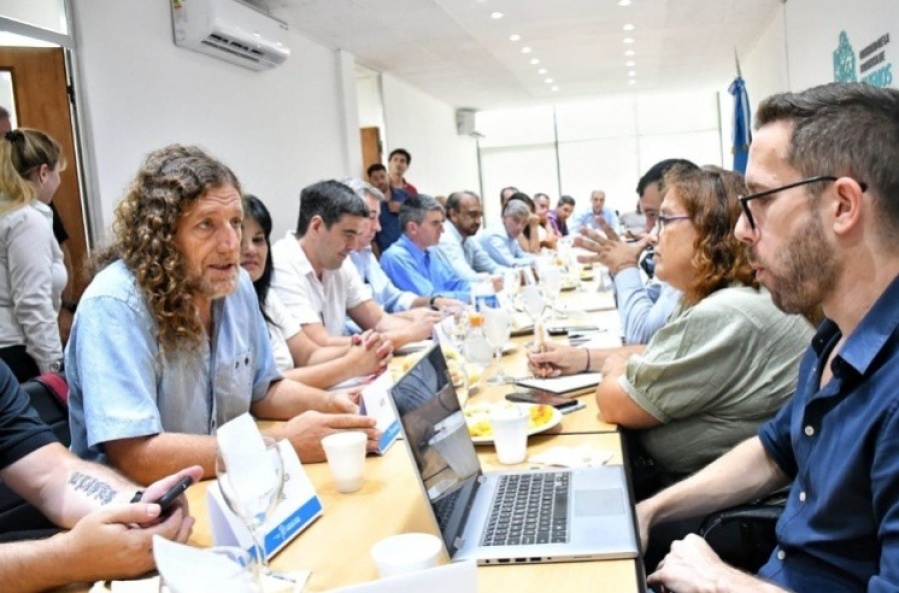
[0,372,70,540]
[698,488,789,573]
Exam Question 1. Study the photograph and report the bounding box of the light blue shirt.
[66,261,281,463]
[349,247,416,313]
[571,207,619,234]
[380,234,472,302]
[477,224,535,268]
[613,266,681,344]
[436,221,507,281]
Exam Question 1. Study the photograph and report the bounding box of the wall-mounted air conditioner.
[171,0,291,71]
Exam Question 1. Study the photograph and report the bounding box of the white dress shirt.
[0,199,66,371]
[270,231,370,337]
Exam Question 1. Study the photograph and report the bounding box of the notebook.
[515,373,604,395]
[388,345,638,565]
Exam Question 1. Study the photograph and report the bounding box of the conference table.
[71,282,645,592]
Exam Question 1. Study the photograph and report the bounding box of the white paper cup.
[321,431,367,493]
[371,533,443,578]
[490,406,529,464]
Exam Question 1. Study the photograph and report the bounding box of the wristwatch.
[429,295,442,310]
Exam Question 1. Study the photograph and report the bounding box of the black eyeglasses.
[738,175,867,230]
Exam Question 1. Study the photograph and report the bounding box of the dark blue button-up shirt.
[757,273,899,592]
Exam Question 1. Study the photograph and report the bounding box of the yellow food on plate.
[463,402,555,439]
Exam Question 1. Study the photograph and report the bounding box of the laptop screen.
[390,346,481,545]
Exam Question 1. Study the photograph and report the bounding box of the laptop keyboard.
[482,472,570,547]
[433,486,463,531]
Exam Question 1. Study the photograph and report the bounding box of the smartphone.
[506,390,582,412]
[154,476,195,516]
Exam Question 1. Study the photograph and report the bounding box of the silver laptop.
[388,345,639,565]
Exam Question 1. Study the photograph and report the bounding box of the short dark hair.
[399,194,443,232]
[636,159,698,197]
[557,195,575,207]
[508,192,535,212]
[445,190,479,214]
[296,180,369,237]
[389,148,411,164]
[756,82,899,240]
[367,163,386,178]
[243,194,274,320]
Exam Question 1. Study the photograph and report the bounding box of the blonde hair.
[0,128,66,214]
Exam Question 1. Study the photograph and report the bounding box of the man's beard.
[753,212,840,317]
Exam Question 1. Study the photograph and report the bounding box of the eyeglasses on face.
[738,175,867,230]
[655,214,691,233]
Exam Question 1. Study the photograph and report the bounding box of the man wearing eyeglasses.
[639,82,899,592]
[574,159,696,344]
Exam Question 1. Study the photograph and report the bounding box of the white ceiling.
[257,0,782,110]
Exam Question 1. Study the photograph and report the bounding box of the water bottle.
[463,313,494,368]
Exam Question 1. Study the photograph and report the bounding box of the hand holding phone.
[153,476,194,517]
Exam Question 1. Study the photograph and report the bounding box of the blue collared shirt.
[349,247,416,313]
[436,221,507,280]
[66,261,281,463]
[379,234,472,302]
[756,272,899,591]
[374,187,410,254]
[477,224,535,268]
[613,267,681,344]
[570,207,619,234]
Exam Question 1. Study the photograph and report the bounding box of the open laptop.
[388,345,639,565]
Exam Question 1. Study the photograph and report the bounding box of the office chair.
[0,373,69,540]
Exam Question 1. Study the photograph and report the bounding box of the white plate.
[502,342,517,354]
[463,402,563,445]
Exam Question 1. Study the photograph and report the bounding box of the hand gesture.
[526,341,586,377]
[283,411,380,463]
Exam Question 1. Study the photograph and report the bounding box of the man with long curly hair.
[65,145,378,484]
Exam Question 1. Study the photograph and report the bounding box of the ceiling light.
[618,0,632,5]
[545,78,554,83]
[552,86,560,91]
[490,11,503,19]
[509,34,521,42]
[626,60,635,67]
[623,24,635,31]
[623,37,635,44]
[625,49,635,57]
[530,58,540,65]
[538,68,547,74]
[521,46,532,54]
[628,70,636,77]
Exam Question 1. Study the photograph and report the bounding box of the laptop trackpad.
[576,489,624,517]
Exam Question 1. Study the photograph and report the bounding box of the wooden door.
[360,126,382,177]
[0,47,88,298]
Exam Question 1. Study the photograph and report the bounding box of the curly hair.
[93,145,241,352]
[664,165,757,307]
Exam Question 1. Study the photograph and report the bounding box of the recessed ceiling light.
[509,34,521,42]
[618,0,632,6]
[552,86,560,91]
[626,60,635,67]
[625,49,635,57]
[628,70,636,77]
[628,79,636,85]
[537,68,547,74]
[623,37,635,44]
[623,24,635,31]
[545,78,554,83]
[521,46,532,54]
[490,11,503,19]
[530,58,540,65]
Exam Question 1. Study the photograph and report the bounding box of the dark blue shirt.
[757,272,899,592]
[0,361,57,470]
[374,187,410,254]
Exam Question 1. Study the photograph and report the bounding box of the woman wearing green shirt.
[529,166,813,494]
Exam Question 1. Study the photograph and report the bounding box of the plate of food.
[561,278,578,291]
[463,401,562,445]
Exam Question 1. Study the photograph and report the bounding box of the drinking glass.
[521,284,545,326]
[540,266,565,319]
[215,436,285,587]
[483,306,513,384]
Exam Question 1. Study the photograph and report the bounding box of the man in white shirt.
[271,180,436,349]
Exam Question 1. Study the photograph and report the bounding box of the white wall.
[380,73,480,199]
[785,0,898,91]
[71,1,353,242]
